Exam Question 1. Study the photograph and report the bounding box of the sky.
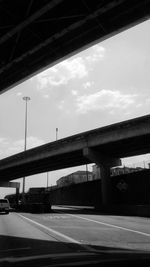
[0,19,150,198]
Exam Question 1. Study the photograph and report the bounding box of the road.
[1,205,150,266]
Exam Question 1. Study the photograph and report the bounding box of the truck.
[24,187,51,213]
[5,187,52,213]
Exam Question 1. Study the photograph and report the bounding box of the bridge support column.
[100,163,111,206]
[83,148,121,208]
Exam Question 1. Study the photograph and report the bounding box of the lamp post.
[22,96,30,203]
[86,164,88,181]
[47,172,49,188]
[56,127,58,141]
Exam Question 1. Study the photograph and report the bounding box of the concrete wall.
[49,180,101,207]
[112,169,150,204]
[49,169,150,207]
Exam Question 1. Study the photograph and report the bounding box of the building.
[56,170,93,187]
[110,166,144,176]
[92,164,145,178]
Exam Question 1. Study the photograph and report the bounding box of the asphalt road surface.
[1,205,150,266]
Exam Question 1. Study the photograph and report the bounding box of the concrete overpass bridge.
[0,114,150,205]
[0,0,150,93]
[0,1,150,205]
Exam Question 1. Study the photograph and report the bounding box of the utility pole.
[47,172,49,188]
[86,164,88,181]
[56,127,58,140]
[22,96,30,203]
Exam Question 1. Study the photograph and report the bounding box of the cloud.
[16,92,23,96]
[58,100,65,110]
[43,94,50,99]
[36,44,105,91]
[76,89,137,114]
[83,81,94,89]
[0,136,45,159]
[85,44,106,63]
[71,90,78,96]
[36,57,88,90]
[0,137,9,145]
[61,57,88,79]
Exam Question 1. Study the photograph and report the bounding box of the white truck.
[0,199,10,214]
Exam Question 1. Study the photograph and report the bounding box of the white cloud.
[61,57,87,78]
[77,89,137,114]
[136,103,142,108]
[16,92,22,96]
[0,136,45,159]
[86,44,106,63]
[36,57,88,90]
[43,94,50,99]
[0,138,10,157]
[83,81,94,89]
[71,90,78,96]
[0,137,9,145]
[58,100,65,110]
[36,44,106,94]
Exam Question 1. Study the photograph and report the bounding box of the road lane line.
[16,213,96,252]
[17,213,80,244]
[60,212,150,238]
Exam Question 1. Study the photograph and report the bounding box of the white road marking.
[61,212,150,238]
[17,213,80,244]
[16,213,96,252]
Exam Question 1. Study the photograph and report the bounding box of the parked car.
[0,199,10,214]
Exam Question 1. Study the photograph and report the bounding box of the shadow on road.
[0,235,150,267]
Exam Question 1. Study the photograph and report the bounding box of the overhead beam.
[0,0,126,76]
[0,0,63,46]
[0,1,149,93]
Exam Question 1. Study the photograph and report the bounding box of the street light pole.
[47,172,49,188]
[22,96,30,203]
[56,127,58,141]
[86,164,88,181]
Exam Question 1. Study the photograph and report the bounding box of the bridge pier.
[83,147,121,208]
[100,163,111,207]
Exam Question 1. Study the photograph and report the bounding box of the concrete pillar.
[100,162,113,206]
[83,147,121,207]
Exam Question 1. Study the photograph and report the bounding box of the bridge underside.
[0,0,150,93]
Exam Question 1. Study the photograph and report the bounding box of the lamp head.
[23,96,30,101]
